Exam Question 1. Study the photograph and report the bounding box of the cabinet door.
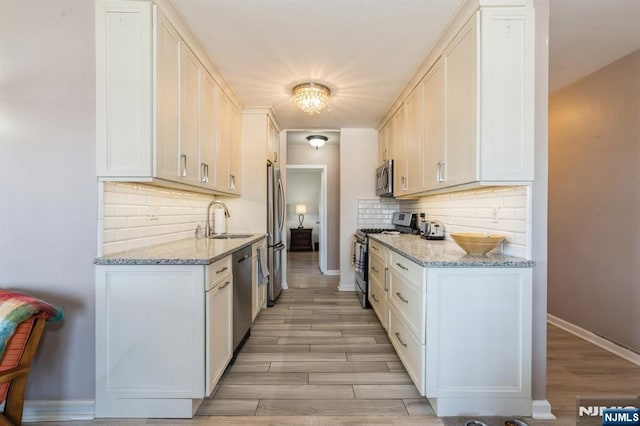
[267,117,279,164]
[479,7,534,181]
[422,58,446,191]
[378,125,388,164]
[178,45,201,185]
[229,104,241,193]
[443,15,478,187]
[206,279,233,396]
[199,72,216,188]
[214,88,230,191]
[95,265,205,407]
[95,1,153,177]
[405,84,423,194]
[156,12,181,180]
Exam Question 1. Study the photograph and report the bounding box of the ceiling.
[173,0,640,130]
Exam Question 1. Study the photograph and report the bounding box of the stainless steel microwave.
[376,160,394,197]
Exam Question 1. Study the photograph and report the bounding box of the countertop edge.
[94,234,266,266]
[369,235,536,268]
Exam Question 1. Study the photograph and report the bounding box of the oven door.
[355,270,371,309]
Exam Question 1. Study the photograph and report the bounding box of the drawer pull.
[219,281,230,289]
[371,245,379,251]
[394,332,408,348]
[371,294,379,303]
[216,266,229,274]
[371,266,379,273]
[395,292,409,303]
[384,267,388,291]
[395,262,408,271]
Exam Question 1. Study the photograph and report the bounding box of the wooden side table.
[289,228,313,251]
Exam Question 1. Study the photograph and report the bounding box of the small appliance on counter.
[391,211,419,234]
[422,220,445,240]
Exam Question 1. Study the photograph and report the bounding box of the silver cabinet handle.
[437,161,445,182]
[371,245,379,252]
[371,293,379,303]
[180,154,187,177]
[383,267,388,291]
[394,332,408,348]
[229,174,236,190]
[201,163,209,183]
[371,266,379,273]
[216,266,228,274]
[274,151,278,163]
[219,281,230,289]
[395,292,409,303]
[395,262,408,271]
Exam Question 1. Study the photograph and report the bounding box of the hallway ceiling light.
[306,135,328,150]
[292,83,331,115]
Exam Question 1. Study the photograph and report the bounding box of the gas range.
[355,228,396,241]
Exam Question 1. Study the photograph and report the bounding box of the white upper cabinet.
[266,117,280,165]
[380,4,534,198]
[95,0,241,195]
[442,18,477,188]
[422,59,446,191]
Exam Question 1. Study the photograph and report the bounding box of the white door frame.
[286,164,328,274]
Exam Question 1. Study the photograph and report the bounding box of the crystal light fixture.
[292,83,331,115]
[306,135,328,150]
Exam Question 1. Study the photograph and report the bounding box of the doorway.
[285,165,328,274]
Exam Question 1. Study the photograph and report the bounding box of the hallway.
[198,251,435,418]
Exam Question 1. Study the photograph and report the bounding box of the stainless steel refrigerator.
[266,161,285,305]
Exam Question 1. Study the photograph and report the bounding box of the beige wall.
[0,0,96,400]
[287,144,340,271]
[549,49,640,352]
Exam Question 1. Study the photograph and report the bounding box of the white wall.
[0,0,95,400]
[338,128,378,290]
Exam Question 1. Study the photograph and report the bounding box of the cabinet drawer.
[368,239,385,261]
[388,304,425,395]
[389,251,423,282]
[388,265,425,343]
[368,254,386,285]
[207,256,232,289]
[368,277,387,331]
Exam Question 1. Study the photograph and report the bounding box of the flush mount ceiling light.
[306,135,328,150]
[292,83,331,115]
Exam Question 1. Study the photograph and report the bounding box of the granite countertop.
[368,234,535,268]
[95,234,267,265]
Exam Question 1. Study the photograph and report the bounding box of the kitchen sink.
[210,234,253,239]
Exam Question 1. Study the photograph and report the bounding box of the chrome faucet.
[205,200,230,237]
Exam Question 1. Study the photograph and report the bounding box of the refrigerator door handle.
[274,243,286,251]
[278,179,285,234]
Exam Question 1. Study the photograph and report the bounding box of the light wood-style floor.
[32,251,640,425]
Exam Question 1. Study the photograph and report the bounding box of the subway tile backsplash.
[358,186,530,258]
[357,198,399,229]
[100,182,214,255]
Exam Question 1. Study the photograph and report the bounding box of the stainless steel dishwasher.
[232,246,252,354]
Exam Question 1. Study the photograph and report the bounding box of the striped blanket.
[0,290,63,359]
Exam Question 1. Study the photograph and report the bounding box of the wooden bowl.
[450,233,505,255]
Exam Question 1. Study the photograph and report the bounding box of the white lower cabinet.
[95,257,236,418]
[368,241,388,330]
[205,257,233,396]
[374,245,533,416]
[425,267,533,416]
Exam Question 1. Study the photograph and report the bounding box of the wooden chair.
[0,316,47,426]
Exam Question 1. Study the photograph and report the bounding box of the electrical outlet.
[491,206,500,223]
[149,205,160,221]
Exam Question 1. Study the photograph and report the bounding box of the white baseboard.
[324,270,340,276]
[338,282,356,291]
[531,399,555,420]
[22,400,95,422]
[548,314,640,367]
